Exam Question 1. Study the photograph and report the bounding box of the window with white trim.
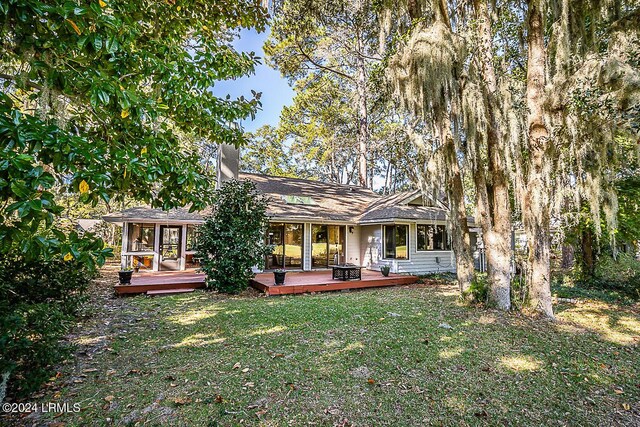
[417,224,450,251]
[383,224,408,259]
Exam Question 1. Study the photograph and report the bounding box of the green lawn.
[24,274,640,426]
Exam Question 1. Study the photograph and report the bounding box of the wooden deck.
[114,270,205,295]
[249,270,419,296]
[114,269,419,296]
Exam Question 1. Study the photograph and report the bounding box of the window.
[383,224,408,259]
[417,224,450,251]
[186,225,198,251]
[127,223,155,252]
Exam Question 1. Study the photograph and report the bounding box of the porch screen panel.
[127,223,155,252]
[284,223,303,268]
[186,225,198,251]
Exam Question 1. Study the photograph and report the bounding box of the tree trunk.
[473,0,512,310]
[580,226,595,278]
[443,128,475,294]
[523,0,554,318]
[355,32,369,189]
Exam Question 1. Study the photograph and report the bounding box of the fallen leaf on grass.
[173,396,192,406]
[232,362,241,370]
[622,403,630,410]
[104,395,115,402]
[215,395,224,403]
[367,378,375,385]
[614,387,624,394]
[241,368,250,373]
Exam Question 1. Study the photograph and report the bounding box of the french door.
[159,225,182,271]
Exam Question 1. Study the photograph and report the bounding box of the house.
[103,146,476,274]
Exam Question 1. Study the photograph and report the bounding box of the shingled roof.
[103,173,454,224]
[103,206,205,223]
[239,172,379,222]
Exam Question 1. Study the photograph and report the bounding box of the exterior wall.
[361,222,456,275]
[345,225,361,265]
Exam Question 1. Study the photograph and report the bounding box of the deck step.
[146,288,195,296]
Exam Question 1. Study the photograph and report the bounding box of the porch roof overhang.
[102,206,205,225]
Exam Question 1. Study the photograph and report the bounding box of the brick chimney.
[216,143,239,189]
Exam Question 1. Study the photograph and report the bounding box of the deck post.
[180,224,187,270]
[153,223,161,271]
[121,222,129,269]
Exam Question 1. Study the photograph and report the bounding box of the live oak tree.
[0,0,267,397]
[510,0,640,317]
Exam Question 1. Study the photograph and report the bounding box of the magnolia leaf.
[79,180,90,194]
[66,19,81,35]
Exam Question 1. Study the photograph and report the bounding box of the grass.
[17,272,640,426]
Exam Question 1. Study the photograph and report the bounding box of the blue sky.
[214,28,295,132]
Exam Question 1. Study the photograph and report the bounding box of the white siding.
[361,222,456,275]
[345,226,361,265]
[392,223,456,274]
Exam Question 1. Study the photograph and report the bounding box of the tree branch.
[295,39,354,82]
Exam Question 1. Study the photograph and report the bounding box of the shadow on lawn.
[24,284,640,427]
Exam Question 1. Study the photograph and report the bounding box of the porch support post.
[153,223,161,271]
[121,222,129,269]
[180,224,187,270]
[304,223,311,271]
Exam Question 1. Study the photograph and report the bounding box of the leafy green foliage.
[615,174,640,244]
[242,125,297,177]
[582,253,640,300]
[0,256,97,398]
[467,273,489,304]
[1,0,268,263]
[0,0,268,399]
[195,180,271,294]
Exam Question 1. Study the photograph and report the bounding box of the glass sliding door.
[265,223,303,270]
[328,225,345,266]
[311,225,328,268]
[312,225,345,268]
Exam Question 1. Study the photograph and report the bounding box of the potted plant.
[273,268,287,285]
[118,267,133,284]
[380,265,391,277]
